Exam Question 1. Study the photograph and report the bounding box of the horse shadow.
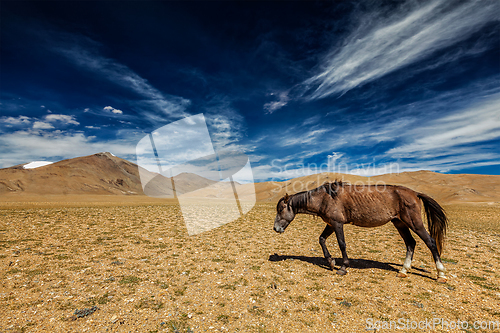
[268,253,434,280]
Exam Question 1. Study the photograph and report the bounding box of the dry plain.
[1,196,499,333]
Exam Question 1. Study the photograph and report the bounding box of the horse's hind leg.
[409,218,447,283]
[333,222,349,275]
[393,220,416,278]
[319,225,335,270]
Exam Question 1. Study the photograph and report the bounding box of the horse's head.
[274,193,295,233]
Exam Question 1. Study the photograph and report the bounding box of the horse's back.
[336,184,416,227]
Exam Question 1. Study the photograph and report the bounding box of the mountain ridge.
[1,153,499,204]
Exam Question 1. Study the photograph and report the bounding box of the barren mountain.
[0,153,218,198]
[1,153,499,204]
[251,171,500,204]
[0,152,147,195]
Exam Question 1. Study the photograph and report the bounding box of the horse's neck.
[292,192,321,216]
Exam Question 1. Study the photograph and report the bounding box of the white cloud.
[45,114,80,125]
[103,106,123,114]
[327,152,343,163]
[0,116,31,125]
[1,114,80,130]
[1,114,79,131]
[32,121,55,129]
[0,129,140,168]
[302,0,499,99]
[264,91,290,114]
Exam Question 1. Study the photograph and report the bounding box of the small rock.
[74,306,98,318]
[411,301,424,308]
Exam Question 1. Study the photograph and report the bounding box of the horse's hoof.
[327,259,335,271]
[397,272,408,278]
[437,276,448,283]
[336,269,347,276]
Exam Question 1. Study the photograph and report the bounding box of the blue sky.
[1,0,499,181]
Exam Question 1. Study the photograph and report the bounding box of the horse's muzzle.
[274,226,284,233]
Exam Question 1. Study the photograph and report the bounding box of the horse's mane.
[279,180,344,213]
[323,179,344,199]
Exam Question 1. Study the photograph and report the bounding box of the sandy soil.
[0,195,174,209]
[1,200,499,332]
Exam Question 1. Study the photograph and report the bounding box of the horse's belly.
[351,218,390,227]
[348,209,396,227]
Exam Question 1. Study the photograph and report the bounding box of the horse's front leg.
[319,225,335,270]
[333,221,350,275]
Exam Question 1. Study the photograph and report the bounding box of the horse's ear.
[284,193,289,204]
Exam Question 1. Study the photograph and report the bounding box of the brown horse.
[273,181,448,282]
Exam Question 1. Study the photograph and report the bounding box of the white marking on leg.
[436,261,446,278]
[400,252,412,274]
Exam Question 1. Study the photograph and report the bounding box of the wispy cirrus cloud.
[303,0,499,100]
[264,91,290,114]
[322,85,500,169]
[49,33,190,119]
[264,0,500,113]
[388,93,500,157]
[203,96,251,153]
[252,79,500,180]
[278,128,330,148]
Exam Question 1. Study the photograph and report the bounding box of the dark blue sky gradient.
[1,1,499,180]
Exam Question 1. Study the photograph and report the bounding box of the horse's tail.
[417,193,448,255]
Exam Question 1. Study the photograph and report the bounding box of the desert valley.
[1,153,499,332]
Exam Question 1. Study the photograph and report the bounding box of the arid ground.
[1,197,499,332]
